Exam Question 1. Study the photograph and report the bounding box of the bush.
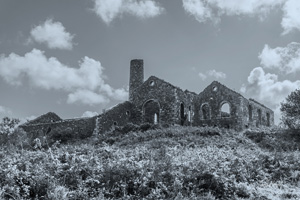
[1,128,33,149]
[244,128,300,151]
[48,127,74,144]
[182,172,232,199]
[0,117,21,146]
[2,126,300,199]
[281,89,300,130]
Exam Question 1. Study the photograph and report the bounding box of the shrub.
[9,128,33,149]
[280,89,300,130]
[182,172,231,199]
[48,127,74,144]
[0,117,22,146]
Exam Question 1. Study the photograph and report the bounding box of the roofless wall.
[20,59,275,135]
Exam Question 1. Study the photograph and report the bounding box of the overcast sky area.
[0,0,300,124]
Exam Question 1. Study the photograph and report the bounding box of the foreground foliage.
[281,89,300,130]
[1,125,300,199]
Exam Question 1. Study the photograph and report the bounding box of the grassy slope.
[1,126,300,199]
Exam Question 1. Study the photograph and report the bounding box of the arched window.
[201,103,210,120]
[143,100,160,124]
[220,102,230,118]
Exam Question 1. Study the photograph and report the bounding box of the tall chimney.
[129,59,144,102]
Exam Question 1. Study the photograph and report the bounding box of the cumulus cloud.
[0,49,128,105]
[281,0,300,34]
[67,90,109,105]
[259,42,300,74]
[198,72,207,81]
[30,19,74,50]
[199,69,226,81]
[183,0,284,23]
[183,0,215,23]
[81,111,99,118]
[241,67,300,124]
[182,0,300,34]
[208,69,227,79]
[93,0,164,24]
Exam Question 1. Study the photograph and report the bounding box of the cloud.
[0,49,128,105]
[208,69,227,79]
[0,106,11,115]
[182,0,300,34]
[81,111,99,118]
[259,42,300,74]
[198,72,207,81]
[30,19,74,50]
[19,115,37,125]
[93,0,164,24]
[67,90,109,105]
[183,0,284,23]
[241,67,300,124]
[199,69,226,81]
[183,0,215,23]
[281,0,300,34]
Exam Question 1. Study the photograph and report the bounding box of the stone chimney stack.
[129,59,144,102]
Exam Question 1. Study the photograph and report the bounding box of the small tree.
[0,117,21,145]
[0,117,20,135]
[280,89,300,130]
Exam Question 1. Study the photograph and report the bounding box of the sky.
[0,0,300,125]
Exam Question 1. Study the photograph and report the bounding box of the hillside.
[1,125,300,199]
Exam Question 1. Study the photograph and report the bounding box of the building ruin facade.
[20,59,274,136]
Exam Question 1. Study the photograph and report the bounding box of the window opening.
[201,104,210,120]
[220,103,230,118]
[180,103,185,125]
[143,100,160,124]
[257,109,262,127]
[154,113,158,125]
[266,112,270,127]
[248,105,253,121]
[149,80,155,86]
[188,106,191,122]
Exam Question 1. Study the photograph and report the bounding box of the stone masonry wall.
[128,59,274,130]
[97,101,142,134]
[131,76,198,126]
[194,81,244,130]
[173,88,197,125]
[250,99,274,128]
[20,117,96,140]
[24,112,62,125]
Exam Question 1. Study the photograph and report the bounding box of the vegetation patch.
[1,122,300,199]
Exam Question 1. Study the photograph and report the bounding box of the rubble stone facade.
[20,113,96,139]
[20,59,274,136]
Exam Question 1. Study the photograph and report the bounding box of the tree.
[280,89,300,130]
[0,117,20,135]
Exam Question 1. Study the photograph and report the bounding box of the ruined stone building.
[20,59,274,136]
